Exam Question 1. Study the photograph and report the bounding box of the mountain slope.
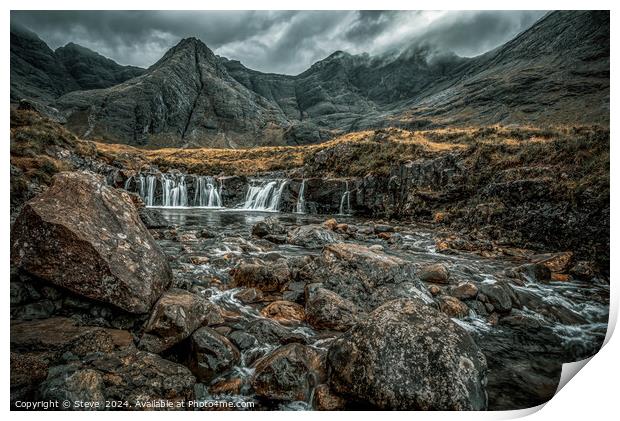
[10,24,145,103]
[55,43,145,90]
[407,10,610,126]
[56,38,290,148]
[10,24,80,102]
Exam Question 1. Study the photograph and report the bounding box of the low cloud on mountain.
[11,10,545,75]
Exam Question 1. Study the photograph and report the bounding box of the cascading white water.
[194,176,223,207]
[161,175,188,207]
[145,175,157,206]
[124,176,132,190]
[339,180,352,215]
[138,175,146,199]
[295,180,306,214]
[242,179,288,211]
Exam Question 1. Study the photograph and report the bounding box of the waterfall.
[160,175,188,207]
[339,181,352,215]
[194,176,223,207]
[124,176,132,190]
[242,179,288,211]
[138,175,145,199]
[145,175,157,206]
[295,180,306,214]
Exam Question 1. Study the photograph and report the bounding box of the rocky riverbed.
[10,171,608,411]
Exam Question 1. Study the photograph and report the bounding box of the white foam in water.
[241,179,288,211]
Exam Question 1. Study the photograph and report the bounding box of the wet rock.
[373,224,395,233]
[139,207,171,229]
[428,285,442,296]
[477,282,516,314]
[246,319,307,346]
[449,282,479,300]
[323,218,338,230]
[312,384,346,410]
[310,243,429,311]
[466,300,489,317]
[197,229,216,239]
[335,223,348,233]
[188,327,240,383]
[531,252,573,273]
[252,217,286,238]
[570,260,596,280]
[209,378,243,396]
[228,331,258,350]
[438,296,470,318]
[419,263,450,284]
[508,263,551,283]
[11,300,58,320]
[10,352,49,406]
[230,260,291,292]
[260,301,305,325]
[499,314,544,329]
[251,343,325,402]
[327,298,487,410]
[139,289,223,353]
[287,225,343,248]
[38,349,196,408]
[305,287,361,331]
[11,317,133,359]
[234,287,264,304]
[10,171,172,314]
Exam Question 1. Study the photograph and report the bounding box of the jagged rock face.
[10,171,172,314]
[327,298,487,410]
[55,43,144,90]
[57,38,290,148]
[10,24,144,103]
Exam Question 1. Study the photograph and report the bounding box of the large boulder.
[327,298,487,410]
[11,317,133,358]
[309,243,430,311]
[251,343,325,402]
[478,281,517,314]
[418,263,450,284]
[251,216,286,238]
[10,171,172,314]
[38,350,196,409]
[260,301,305,325]
[230,259,291,292]
[188,327,240,382]
[305,287,362,331]
[286,225,343,248]
[139,289,223,354]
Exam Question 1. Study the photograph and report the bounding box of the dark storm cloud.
[10,10,546,75]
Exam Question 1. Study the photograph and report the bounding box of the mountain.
[56,38,289,148]
[10,23,80,102]
[403,10,610,126]
[12,11,609,148]
[55,43,145,90]
[10,23,145,102]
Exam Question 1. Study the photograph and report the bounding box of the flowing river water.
[148,207,609,410]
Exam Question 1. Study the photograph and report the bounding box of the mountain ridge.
[10,10,609,148]
[10,23,145,102]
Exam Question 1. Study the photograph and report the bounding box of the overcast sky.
[11,10,546,75]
